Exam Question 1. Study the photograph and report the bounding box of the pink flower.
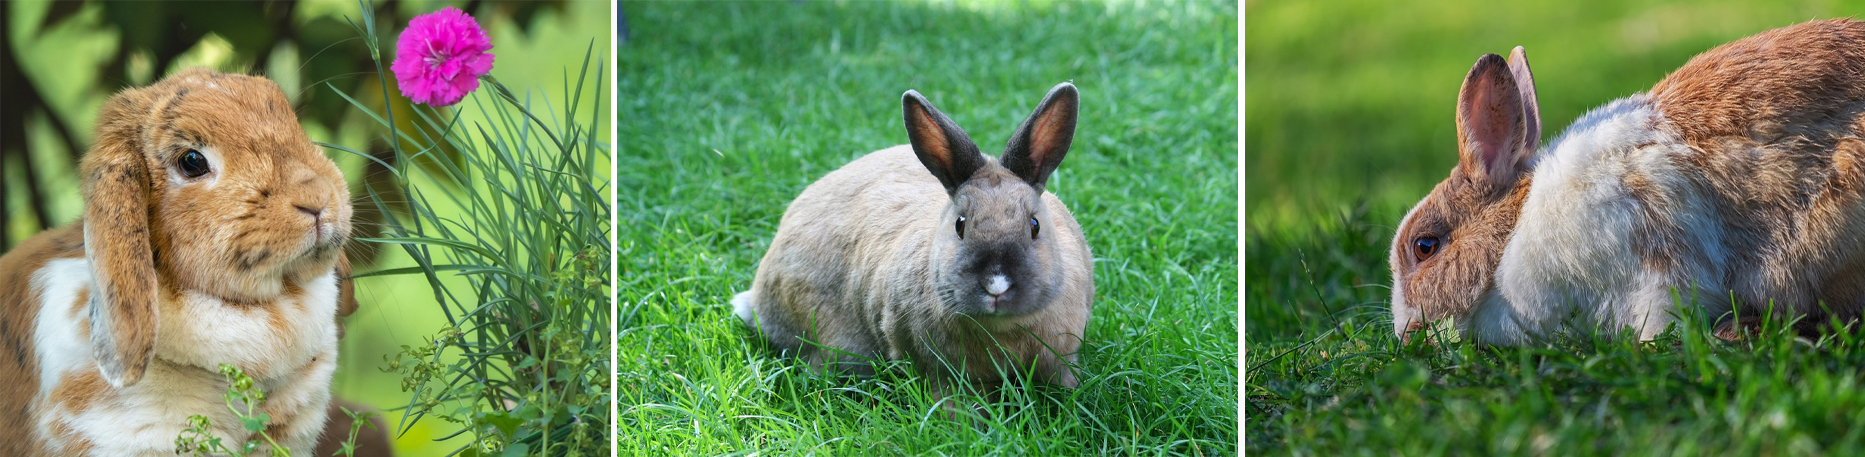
[391,7,495,107]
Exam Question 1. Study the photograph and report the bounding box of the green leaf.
[482,411,524,438]
[500,443,529,457]
[243,414,268,433]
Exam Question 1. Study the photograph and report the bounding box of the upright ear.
[1507,46,1542,153]
[1002,82,1079,189]
[1455,53,1534,193]
[80,87,162,388]
[903,90,987,194]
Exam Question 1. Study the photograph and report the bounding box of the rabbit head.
[1390,48,1541,342]
[78,68,352,387]
[902,82,1080,319]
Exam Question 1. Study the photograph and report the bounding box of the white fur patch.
[155,271,340,379]
[32,259,92,397]
[1389,198,1427,338]
[29,258,339,454]
[1481,94,1726,343]
[731,291,757,327]
[985,275,1010,296]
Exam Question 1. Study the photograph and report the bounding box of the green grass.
[618,1,1237,455]
[1247,1,1865,454]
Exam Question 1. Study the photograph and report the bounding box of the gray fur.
[737,84,1094,395]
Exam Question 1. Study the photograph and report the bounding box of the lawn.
[617,1,1237,455]
[1247,1,1865,455]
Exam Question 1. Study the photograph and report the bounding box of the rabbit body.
[1392,19,1865,344]
[0,69,353,455]
[736,84,1093,392]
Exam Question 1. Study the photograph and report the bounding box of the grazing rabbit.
[734,83,1094,396]
[0,68,356,455]
[1392,19,1865,345]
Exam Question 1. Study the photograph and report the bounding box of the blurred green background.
[2,0,611,454]
[1246,0,1865,453]
[1244,0,1865,233]
[1244,0,1865,338]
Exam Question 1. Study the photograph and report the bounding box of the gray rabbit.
[735,83,1094,395]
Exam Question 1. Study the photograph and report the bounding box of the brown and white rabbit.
[733,83,1094,396]
[1392,19,1865,345]
[0,68,355,455]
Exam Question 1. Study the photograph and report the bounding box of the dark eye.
[1030,217,1040,239]
[1413,236,1440,261]
[955,215,967,239]
[177,149,211,178]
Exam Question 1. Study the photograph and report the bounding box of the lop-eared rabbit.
[0,69,357,455]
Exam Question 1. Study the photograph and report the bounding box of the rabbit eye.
[177,149,211,178]
[1413,236,1441,261]
[955,216,967,239]
[1030,217,1040,239]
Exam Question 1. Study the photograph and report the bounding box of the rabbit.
[0,68,356,455]
[1391,18,1865,345]
[733,82,1094,397]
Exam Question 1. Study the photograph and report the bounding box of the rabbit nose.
[295,205,323,220]
[984,275,1010,296]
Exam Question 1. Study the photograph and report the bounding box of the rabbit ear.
[1002,82,1080,189]
[80,87,164,388]
[1455,53,1534,194]
[1507,46,1542,153]
[903,90,987,194]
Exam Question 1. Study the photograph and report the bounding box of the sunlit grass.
[1247,1,1865,454]
[618,0,1237,455]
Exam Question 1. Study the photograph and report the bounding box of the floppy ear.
[903,90,987,194]
[1455,53,1534,195]
[1002,82,1080,189]
[80,87,163,388]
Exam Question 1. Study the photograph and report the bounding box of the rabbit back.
[1476,19,1865,342]
[738,146,941,373]
[738,145,1093,385]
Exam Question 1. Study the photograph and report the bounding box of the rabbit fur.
[734,83,1094,395]
[1392,19,1865,345]
[0,68,355,455]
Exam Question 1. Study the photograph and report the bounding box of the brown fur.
[1395,175,1533,324]
[0,68,354,453]
[1649,19,1865,321]
[1400,19,1865,340]
[0,224,83,455]
[1393,51,1539,336]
